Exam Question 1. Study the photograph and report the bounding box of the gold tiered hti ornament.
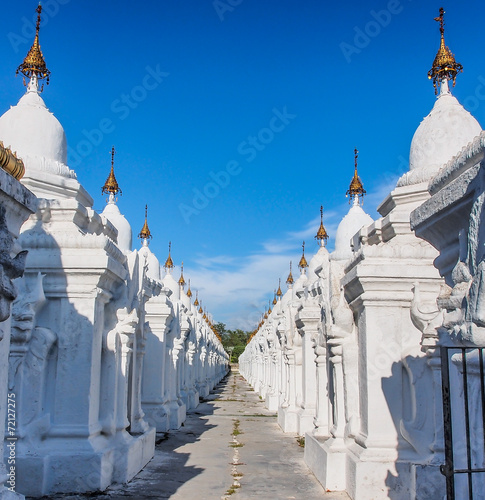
[138,205,152,240]
[164,241,174,270]
[346,149,366,203]
[276,278,282,298]
[298,241,308,271]
[427,7,463,94]
[16,4,51,90]
[286,261,294,285]
[178,262,186,287]
[102,147,122,197]
[314,206,329,246]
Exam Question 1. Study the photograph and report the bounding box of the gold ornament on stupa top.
[276,278,283,297]
[102,147,122,197]
[164,241,174,270]
[315,206,329,246]
[0,141,25,180]
[298,241,308,270]
[194,291,199,306]
[16,4,51,89]
[272,292,277,306]
[187,279,193,298]
[138,205,152,240]
[178,262,186,286]
[198,301,203,314]
[427,7,463,95]
[346,149,366,203]
[268,300,272,315]
[286,261,294,285]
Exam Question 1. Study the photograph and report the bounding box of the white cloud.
[180,173,399,330]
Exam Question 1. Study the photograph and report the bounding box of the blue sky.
[1,0,485,329]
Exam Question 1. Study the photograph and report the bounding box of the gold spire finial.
[194,290,199,306]
[286,261,294,285]
[276,278,283,297]
[187,279,193,298]
[16,4,51,90]
[436,7,445,35]
[298,241,308,270]
[346,148,366,203]
[315,205,329,246]
[178,261,186,286]
[102,146,122,197]
[199,300,203,314]
[272,291,277,306]
[164,241,174,270]
[138,205,152,240]
[428,7,462,95]
[268,300,272,315]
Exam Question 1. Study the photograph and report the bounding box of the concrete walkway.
[47,368,349,500]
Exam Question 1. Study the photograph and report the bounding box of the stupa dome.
[308,245,330,281]
[332,202,373,261]
[163,272,180,300]
[398,84,481,186]
[0,83,74,178]
[102,201,133,254]
[139,241,161,281]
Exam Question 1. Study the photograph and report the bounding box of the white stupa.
[101,147,133,253]
[162,242,180,300]
[398,11,482,187]
[293,242,309,298]
[332,151,373,261]
[137,205,160,281]
[0,15,75,182]
[277,261,294,309]
[273,278,283,311]
[0,80,72,177]
[176,262,193,310]
[193,290,201,317]
[184,278,194,310]
[306,206,331,280]
[0,13,91,205]
[286,261,295,290]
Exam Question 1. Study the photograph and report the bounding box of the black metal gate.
[441,347,485,499]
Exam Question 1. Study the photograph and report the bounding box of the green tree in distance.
[214,322,251,363]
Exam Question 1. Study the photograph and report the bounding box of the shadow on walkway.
[41,374,231,500]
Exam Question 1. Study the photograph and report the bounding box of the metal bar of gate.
[480,350,485,471]
[461,349,474,499]
[441,347,455,499]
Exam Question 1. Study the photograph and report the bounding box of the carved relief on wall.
[437,205,485,346]
[0,205,28,326]
[9,273,57,441]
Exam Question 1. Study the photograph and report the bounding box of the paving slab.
[42,368,349,500]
